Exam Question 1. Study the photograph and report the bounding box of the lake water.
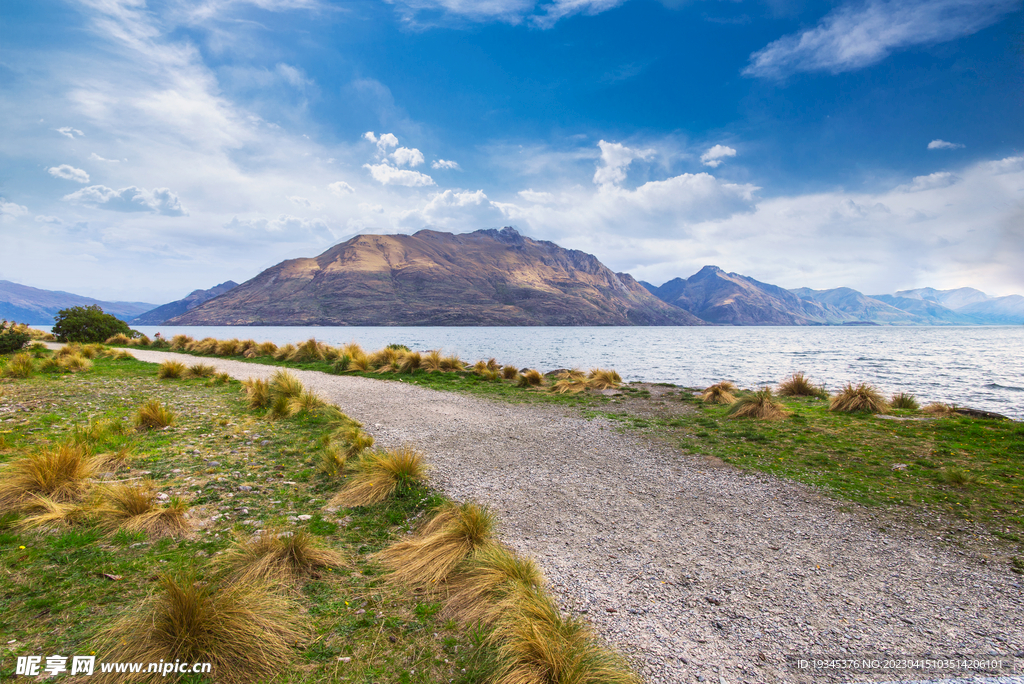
[133,325,1024,420]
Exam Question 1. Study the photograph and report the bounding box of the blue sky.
[1,0,1022,303]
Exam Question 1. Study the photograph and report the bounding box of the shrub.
[217,529,345,583]
[96,483,190,537]
[169,334,193,351]
[135,400,175,429]
[830,383,889,414]
[940,466,978,487]
[517,369,544,387]
[701,381,736,404]
[332,354,351,373]
[329,447,426,508]
[53,305,135,343]
[157,360,186,379]
[0,444,100,511]
[587,368,622,390]
[502,365,519,380]
[728,387,789,420]
[489,585,638,684]
[0,321,31,353]
[95,572,305,684]
[187,363,216,378]
[891,392,919,410]
[4,352,35,378]
[777,372,826,398]
[379,502,496,586]
[443,544,544,626]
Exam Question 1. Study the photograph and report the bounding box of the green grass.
[0,351,499,683]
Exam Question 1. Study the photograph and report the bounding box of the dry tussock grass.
[95,572,305,684]
[587,368,622,390]
[242,378,270,409]
[728,387,789,420]
[777,372,824,398]
[830,383,889,414]
[0,444,101,511]
[378,502,495,586]
[273,343,297,361]
[701,381,737,404]
[96,482,190,537]
[287,389,325,415]
[187,363,216,378]
[442,544,544,626]
[255,341,278,356]
[329,447,426,508]
[502,365,520,380]
[5,353,34,378]
[135,400,175,429]
[517,369,544,387]
[169,335,193,350]
[399,351,422,373]
[890,392,919,410]
[217,529,345,583]
[104,333,134,345]
[270,370,304,399]
[215,339,241,356]
[923,402,958,417]
[15,494,93,529]
[157,360,186,379]
[289,338,326,363]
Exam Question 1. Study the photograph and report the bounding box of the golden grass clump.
[157,360,186,379]
[0,444,100,511]
[317,445,348,477]
[440,353,465,372]
[829,383,889,414]
[237,339,258,355]
[333,424,375,457]
[96,482,190,537]
[5,352,35,378]
[135,399,176,430]
[217,529,345,583]
[502,365,519,380]
[61,353,92,372]
[189,337,219,355]
[95,572,306,684]
[891,392,920,410]
[422,349,443,372]
[15,494,92,530]
[255,341,278,357]
[489,586,639,684]
[517,369,544,387]
[106,349,135,361]
[242,378,270,409]
[442,544,544,626]
[273,343,297,361]
[701,381,737,404]
[398,351,422,373]
[922,402,958,417]
[777,372,825,398]
[80,343,104,358]
[105,333,133,345]
[187,363,216,378]
[379,501,496,586]
[169,334,193,350]
[587,368,622,390]
[132,335,152,347]
[329,446,427,508]
[288,390,325,415]
[215,339,241,356]
[289,338,326,363]
[728,387,789,420]
[270,370,304,399]
[368,346,403,371]
[549,369,588,394]
[267,394,295,420]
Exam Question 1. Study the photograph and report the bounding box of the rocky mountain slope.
[0,280,155,325]
[131,281,238,325]
[168,228,703,326]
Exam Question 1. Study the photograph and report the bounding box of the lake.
[132,325,1024,420]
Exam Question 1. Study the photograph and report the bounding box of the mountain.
[954,295,1024,324]
[643,266,838,325]
[131,281,239,325]
[0,280,156,326]
[168,228,703,326]
[868,294,981,325]
[894,287,990,310]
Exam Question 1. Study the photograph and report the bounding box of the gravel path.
[124,349,1023,684]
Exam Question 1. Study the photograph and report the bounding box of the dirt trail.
[124,349,1023,684]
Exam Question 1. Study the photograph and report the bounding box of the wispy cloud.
[432,159,460,170]
[700,144,736,168]
[928,139,965,150]
[48,165,91,183]
[63,185,188,216]
[56,127,83,139]
[0,198,30,220]
[364,162,436,186]
[744,0,1020,79]
[384,0,628,27]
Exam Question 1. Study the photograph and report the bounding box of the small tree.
[0,321,31,353]
[52,305,136,343]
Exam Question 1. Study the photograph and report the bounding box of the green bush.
[52,305,136,343]
[0,321,31,353]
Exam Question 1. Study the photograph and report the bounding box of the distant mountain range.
[5,229,1022,327]
[130,281,238,325]
[0,280,155,325]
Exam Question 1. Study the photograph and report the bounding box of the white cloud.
[744,0,1019,79]
[431,159,460,170]
[329,181,355,195]
[228,214,332,235]
[35,215,64,224]
[518,188,555,203]
[900,171,960,193]
[363,163,435,187]
[288,195,323,209]
[700,144,737,168]
[390,146,425,167]
[48,165,91,183]
[62,185,188,216]
[928,139,965,150]
[531,0,628,28]
[593,139,655,187]
[363,131,401,158]
[56,127,84,139]
[386,0,627,28]
[0,198,30,220]
[358,202,384,213]
[395,189,509,230]
[90,152,120,162]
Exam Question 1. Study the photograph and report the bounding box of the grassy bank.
[1,347,636,683]
[107,335,1024,570]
